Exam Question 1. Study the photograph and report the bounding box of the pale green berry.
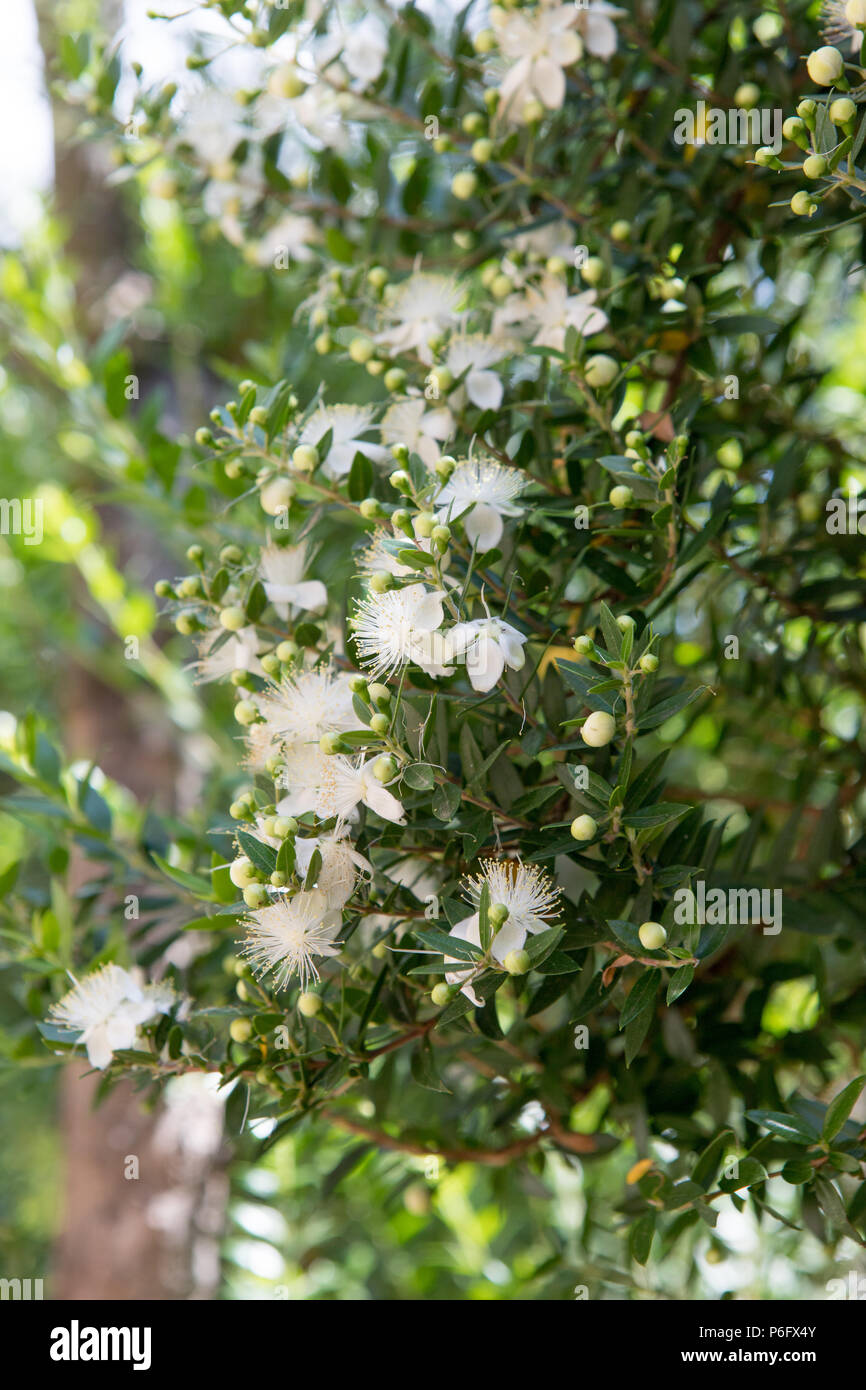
[803,153,829,178]
[638,921,668,950]
[451,170,478,200]
[234,700,259,726]
[571,814,598,841]
[373,755,397,783]
[260,477,295,515]
[291,444,319,471]
[585,354,618,388]
[219,606,246,631]
[609,485,634,509]
[581,711,616,747]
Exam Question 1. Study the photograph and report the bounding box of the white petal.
[362,782,406,824]
[84,1025,114,1070]
[466,369,503,411]
[466,634,505,693]
[584,13,618,58]
[533,58,566,110]
[464,503,504,552]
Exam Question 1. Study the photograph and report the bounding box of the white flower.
[433,456,526,551]
[313,754,406,825]
[255,665,356,756]
[194,626,264,683]
[177,88,248,168]
[358,530,418,580]
[445,861,561,1004]
[249,212,320,266]
[294,829,372,909]
[493,2,582,122]
[48,964,173,1070]
[821,1,865,55]
[444,333,511,411]
[318,17,389,89]
[376,273,465,364]
[259,542,328,618]
[448,616,528,692]
[298,404,387,479]
[289,83,352,153]
[353,584,453,680]
[576,3,623,60]
[496,276,608,353]
[241,889,342,990]
[380,397,454,468]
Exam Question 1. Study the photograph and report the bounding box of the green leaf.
[629,1213,655,1265]
[719,1158,767,1193]
[151,854,214,900]
[822,1075,866,1143]
[620,970,659,1028]
[744,1110,818,1144]
[236,831,277,877]
[692,1129,735,1191]
[432,781,461,821]
[402,762,436,790]
[666,964,694,1004]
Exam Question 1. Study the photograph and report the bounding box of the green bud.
[229,1018,253,1043]
[570,814,598,841]
[298,993,322,1017]
[638,921,667,951]
[243,884,269,909]
[503,949,531,976]
[275,640,299,662]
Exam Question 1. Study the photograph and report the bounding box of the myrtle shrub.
[2,0,866,1293]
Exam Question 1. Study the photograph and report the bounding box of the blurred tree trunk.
[34,0,228,1300]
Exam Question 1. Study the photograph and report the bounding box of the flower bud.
[368,683,391,704]
[219,606,246,631]
[368,265,388,290]
[611,219,631,241]
[370,570,394,594]
[755,146,783,168]
[806,46,844,86]
[639,653,659,673]
[570,814,598,841]
[348,336,374,364]
[359,498,385,520]
[581,711,616,747]
[451,170,478,200]
[276,639,299,662]
[384,367,406,392]
[389,469,412,493]
[829,96,857,125]
[292,444,319,472]
[585,354,619,388]
[243,884,269,909]
[230,1018,253,1043]
[734,82,761,108]
[472,137,495,164]
[260,477,295,515]
[522,98,544,124]
[414,512,435,537]
[473,28,496,53]
[234,699,259,726]
[273,816,298,839]
[791,190,818,216]
[488,903,509,929]
[503,949,531,976]
[230,856,258,888]
[580,256,605,285]
[319,732,346,755]
[298,992,322,1017]
[435,455,456,481]
[369,712,390,735]
[609,484,634,509]
[261,653,281,677]
[573,634,594,655]
[796,99,817,127]
[803,153,829,178]
[430,982,453,1007]
[373,755,398,783]
[617,614,636,631]
[638,921,667,950]
[846,0,866,22]
[391,508,414,537]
